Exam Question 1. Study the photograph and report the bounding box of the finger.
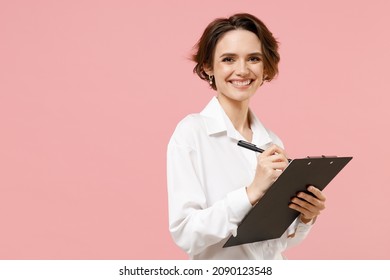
[258,154,288,168]
[271,169,284,180]
[289,203,315,219]
[265,153,289,163]
[258,154,289,169]
[258,160,288,172]
[306,186,327,201]
[290,196,325,220]
[262,144,287,158]
[296,192,325,210]
[289,198,320,217]
[269,161,289,170]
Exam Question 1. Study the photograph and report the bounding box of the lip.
[229,79,253,88]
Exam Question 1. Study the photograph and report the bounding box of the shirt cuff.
[299,215,316,226]
[295,217,315,234]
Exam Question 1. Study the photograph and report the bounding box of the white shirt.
[167,97,313,259]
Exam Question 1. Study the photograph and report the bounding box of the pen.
[237,140,292,162]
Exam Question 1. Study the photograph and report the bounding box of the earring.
[259,78,264,87]
[208,75,213,85]
[260,75,267,86]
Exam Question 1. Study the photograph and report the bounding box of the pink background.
[1,0,389,259]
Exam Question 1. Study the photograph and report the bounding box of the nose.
[236,60,250,76]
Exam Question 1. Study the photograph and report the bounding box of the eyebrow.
[219,52,263,58]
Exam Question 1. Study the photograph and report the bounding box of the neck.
[216,94,251,132]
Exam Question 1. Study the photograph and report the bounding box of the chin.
[221,92,254,103]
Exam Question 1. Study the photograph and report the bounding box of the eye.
[248,56,261,62]
[222,57,234,63]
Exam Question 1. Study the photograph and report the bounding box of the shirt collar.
[200,96,273,146]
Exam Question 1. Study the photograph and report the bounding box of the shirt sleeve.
[284,217,314,249]
[167,140,252,257]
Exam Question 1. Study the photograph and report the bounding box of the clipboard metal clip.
[306,155,338,159]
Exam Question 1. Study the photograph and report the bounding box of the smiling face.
[206,29,264,103]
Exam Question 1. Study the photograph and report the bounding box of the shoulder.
[168,114,206,147]
[173,114,205,136]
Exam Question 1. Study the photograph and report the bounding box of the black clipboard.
[223,156,353,248]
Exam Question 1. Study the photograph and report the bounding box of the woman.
[167,13,326,259]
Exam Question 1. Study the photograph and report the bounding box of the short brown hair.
[192,13,280,90]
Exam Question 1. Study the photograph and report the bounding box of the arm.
[246,145,290,205]
[285,186,326,248]
[243,144,315,249]
[167,141,252,257]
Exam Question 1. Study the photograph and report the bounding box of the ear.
[203,64,213,76]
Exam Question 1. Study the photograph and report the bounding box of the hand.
[246,144,289,205]
[289,186,326,223]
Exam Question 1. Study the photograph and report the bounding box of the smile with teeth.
[230,80,252,86]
